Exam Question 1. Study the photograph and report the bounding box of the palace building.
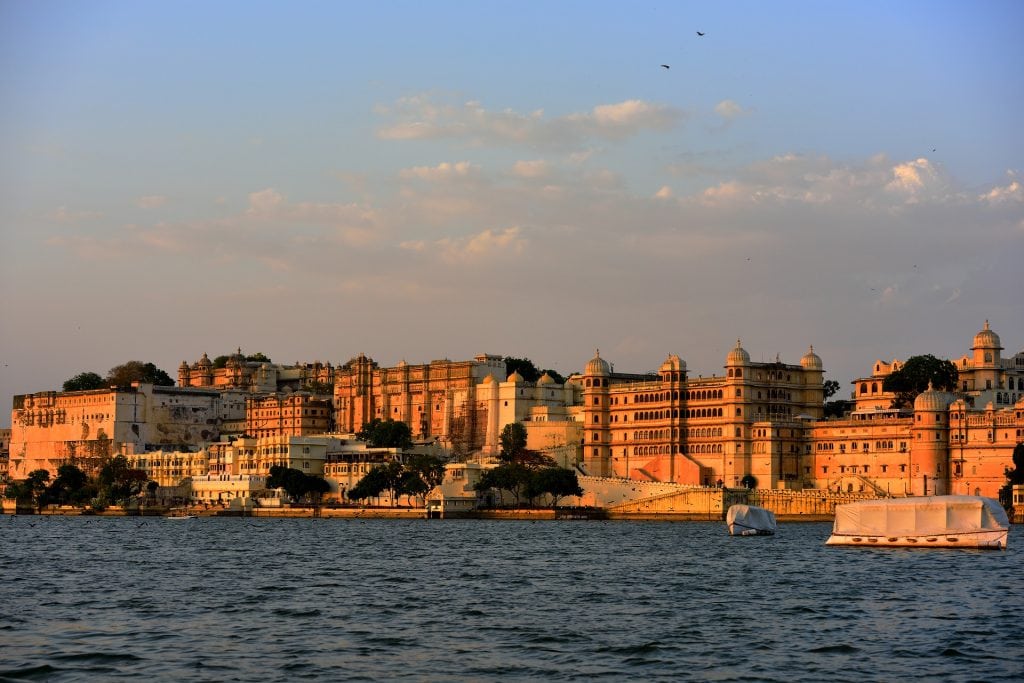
[577,323,1023,501]
[8,383,222,480]
[577,342,825,488]
[178,350,335,395]
[332,353,507,452]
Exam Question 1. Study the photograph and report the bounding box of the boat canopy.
[727,504,777,535]
[832,496,1008,537]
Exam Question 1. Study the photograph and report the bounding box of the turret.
[910,382,954,495]
[582,350,612,477]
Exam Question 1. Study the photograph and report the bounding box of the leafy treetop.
[823,379,841,400]
[356,418,413,450]
[63,372,106,392]
[106,361,175,387]
[502,356,564,384]
[882,354,959,409]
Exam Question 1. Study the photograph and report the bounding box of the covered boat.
[726,504,777,536]
[826,495,1009,549]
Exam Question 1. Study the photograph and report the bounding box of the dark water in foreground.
[1,516,1021,682]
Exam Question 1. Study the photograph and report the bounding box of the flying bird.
[696,31,705,36]
[661,64,670,69]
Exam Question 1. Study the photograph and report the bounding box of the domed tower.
[196,353,213,387]
[225,349,245,388]
[800,345,825,416]
[724,340,751,485]
[910,383,954,496]
[971,321,1003,392]
[178,360,191,387]
[582,350,612,477]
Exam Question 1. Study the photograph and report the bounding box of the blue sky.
[1,1,1022,425]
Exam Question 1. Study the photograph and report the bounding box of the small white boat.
[826,495,1009,549]
[727,504,777,536]
[166,514,196,520]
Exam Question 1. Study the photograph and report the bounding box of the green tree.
[999,443,1024,511]
[823,379,841,400]
[63,372,106,392]
[474,463,531,507]
[106,361,175,387]
[356,419,413,449]
[540,369,565,384]
[824,399,854,419]
[882,354,959,409]
[347,461,404,505]
[246,352,271,363]
[46,464,90,506]
[26,469,52,512]
[3,480,33,506]
[266,465,330,504]
[527,467,584,507]
[212,355,230,369]
[740,474,758,490]
[499,423,528,461]
[98,455,148,504]
[498,423,555,469]
[503,357,540,382]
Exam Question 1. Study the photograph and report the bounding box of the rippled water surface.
[1,516,1021,682]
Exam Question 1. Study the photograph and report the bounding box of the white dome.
[914,383,954,412]
[801,345,823,370]
[972,320,1002,350]
[585,350,610,376]
[726,339,750,366]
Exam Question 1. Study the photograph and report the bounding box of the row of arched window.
[628,443,724,456]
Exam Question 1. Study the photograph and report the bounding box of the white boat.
[726,504,777,536]
[826,495,1009,549]
[166,514,196,520]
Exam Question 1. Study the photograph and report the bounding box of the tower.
[582,350,612,477]
[910,383,953,496]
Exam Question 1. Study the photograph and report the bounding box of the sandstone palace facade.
[6,322,1024,504]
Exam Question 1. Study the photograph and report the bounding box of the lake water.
[1,516,1021,682]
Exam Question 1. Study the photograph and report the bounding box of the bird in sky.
[661,64,670,69]
[696,31,705,36]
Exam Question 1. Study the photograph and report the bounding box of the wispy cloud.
[403,226,527,264]
[714,99,751,120]
[376,95,684,149]
[399,161,479,181]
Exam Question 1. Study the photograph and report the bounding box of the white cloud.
[979,172,1022,203]
[714,99,750,119]
[376,95,684,149]
[885,158,944,199]
[400,161,478,181]
[405,227,527,264]
[655,185,674,199]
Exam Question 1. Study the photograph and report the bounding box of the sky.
[1,0,1022,427]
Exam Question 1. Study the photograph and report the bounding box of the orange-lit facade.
[245,393,333,439]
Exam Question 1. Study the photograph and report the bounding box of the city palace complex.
[3,322,1024,511]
